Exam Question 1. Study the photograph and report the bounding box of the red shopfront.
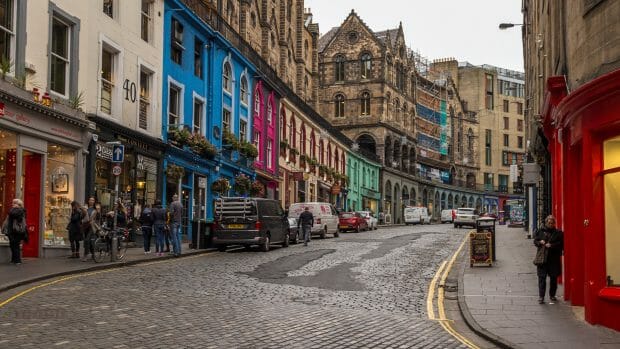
[543,70,620,331]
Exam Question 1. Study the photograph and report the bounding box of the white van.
[404,207,431,225]
[288,202,340,238]
[441,209,456,223]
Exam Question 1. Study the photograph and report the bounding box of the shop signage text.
[117,135,151,152]
[96,143,113,161]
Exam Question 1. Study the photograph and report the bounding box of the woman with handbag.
[2,199,28,264]
[534,215,564,304]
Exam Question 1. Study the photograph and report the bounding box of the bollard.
[110,233,118,262]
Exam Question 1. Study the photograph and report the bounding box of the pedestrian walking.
[67,201,85,259]
[151,200,167,257]
[82,197,99,261]
[139,203,155,254]
[1,199,28,264]
[297,206,314,247]
[534,215,564,304]
[169,194,183,257]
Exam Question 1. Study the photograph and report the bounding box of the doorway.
[22,150,42,257]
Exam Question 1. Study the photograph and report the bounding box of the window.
[223,62,232,92]
[103,0,114,18]
[503,100,509,112]
[484,173,494,191]
[498,175,509,192]
[503,117,509,130]
[139,69,152,130]
[168,84,181,127]
[100,47,116,114]
[360,53,371,79]
[194,38,203,78]
[300,126,306,155]
[603,136,620,286]
[485,129,492,166]
[253,130,260,160]
[254,93,261,114]
[240,76,248,104]
[467,128,474,154]
[518,136,523,149]
[485,74,494,110]
[239,119,247,141]
[334,94,345,117]
[51,17,70,96]
[193,98,204,134]
[0,0,14,64]
[222,109,231,131]
[140,0,153,42]
[171,18,183,64]
[517,119,524,132]
[361,92,370,116]
[267,101,272,125]
[280,110,286,140]
[517,102,523,115]
[267,139,273,168]
[503,134,509,147]
[335,55,345,82]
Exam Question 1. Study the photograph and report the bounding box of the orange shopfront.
[542,70,620,331]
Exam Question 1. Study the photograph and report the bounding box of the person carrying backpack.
[139,203,155,254]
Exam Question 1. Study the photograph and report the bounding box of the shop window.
[44,143,76,247]
[0,129,17,245]
[604,136,620,286]
[140,0,153,42]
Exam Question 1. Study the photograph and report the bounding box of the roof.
[318,27,339,52]
[374,28,399,47]
[319,25,400,53]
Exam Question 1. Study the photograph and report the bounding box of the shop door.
[22,151,42,257]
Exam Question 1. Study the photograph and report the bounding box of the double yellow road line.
[427,234,480,349]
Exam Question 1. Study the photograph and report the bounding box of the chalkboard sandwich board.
[470,230,493,267]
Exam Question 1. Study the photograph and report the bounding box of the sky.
[305,0,524,72]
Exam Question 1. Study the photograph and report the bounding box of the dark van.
[212,197,290,252]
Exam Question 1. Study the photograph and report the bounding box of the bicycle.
[92,223,130,263]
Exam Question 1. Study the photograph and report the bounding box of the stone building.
[317,11,483,222]
[523,0,620,331]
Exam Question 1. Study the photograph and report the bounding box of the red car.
[338,212,369,233]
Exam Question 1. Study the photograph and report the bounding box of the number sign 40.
[123,79,137,103]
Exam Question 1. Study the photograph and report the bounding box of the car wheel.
[355,226,360,233]
[334,227,340,238]
[217,245,227,252]
[282,233,290,247]
[261,236,270,252]
[454,224,458,228]
[320,227,327,239]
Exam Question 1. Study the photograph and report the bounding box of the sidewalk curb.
[456,251,520,349]
[0,248,217,295]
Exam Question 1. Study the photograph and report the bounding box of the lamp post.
[498,23,523,30]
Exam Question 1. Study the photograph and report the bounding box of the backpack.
[139,208,155,226]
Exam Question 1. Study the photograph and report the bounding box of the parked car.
[480,212,498,219]
[404,207,431,225]
[441,209,456,223]
[288,202,339,238]
[287,217,300,244]
[212,197,289,252]
[454,208,479,228]
[356,211,378,230]
[338,212,369,233]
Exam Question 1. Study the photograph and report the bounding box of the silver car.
[356,211,378,230]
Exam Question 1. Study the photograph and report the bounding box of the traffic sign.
[112,165,122,176]
[112,144,125,163]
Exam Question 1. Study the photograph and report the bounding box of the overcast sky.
[305,0,524,72]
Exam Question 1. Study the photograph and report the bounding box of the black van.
[212,197,290,252]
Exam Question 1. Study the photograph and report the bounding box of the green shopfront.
[346,151,380,214]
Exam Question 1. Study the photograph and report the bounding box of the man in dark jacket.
[139,203,154,254]
[534,215,564,304]
[151,200,167,256]
[3,199,27,264]
[298,207,314,247]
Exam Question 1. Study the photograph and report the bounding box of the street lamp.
[499,23,523,30]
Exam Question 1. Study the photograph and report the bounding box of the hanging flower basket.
[223,130,240,150]
[233,173,252,195]
[168,127,191,147]
[211,178,231,195]
[189,133,218,159]
[250,180,265,197]
[239,141,258,159]
[165,164,185,182]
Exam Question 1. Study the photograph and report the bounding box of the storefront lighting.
[136,181,146,189]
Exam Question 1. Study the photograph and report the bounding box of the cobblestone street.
[0,225,472,348]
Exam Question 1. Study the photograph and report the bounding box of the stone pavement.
[0,242,215,293]
[458,224,620,348]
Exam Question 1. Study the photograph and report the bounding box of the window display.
[0,129,17,245]
[44,143,76,246]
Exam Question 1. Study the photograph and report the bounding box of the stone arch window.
[240,75,248,104]
[300,124,306,155]
[334,94,345,118]
[280,109,286,140]
[290,116,296,149]
[393,98,400,121]
[310,131,316,158]
[335,55,345,82]
[327,143,332,167]
[360,53,372,79]
[223,61,232,92]
[386,55,393,82]
[360,91,371,116]
[319,139,324,164]
[334,148,340,172]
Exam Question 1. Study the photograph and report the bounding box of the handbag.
[533,246,548,266]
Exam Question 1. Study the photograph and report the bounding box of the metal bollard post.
[110,231,118,262]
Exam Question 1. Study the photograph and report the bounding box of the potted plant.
[211,178,231,196]
[168,127,191,147]
[223,130,240,150]
[190,134,218,159]
[289,147,299,156]
[240,141,258,159]
[233,173,252,195]
[165,164,185,183]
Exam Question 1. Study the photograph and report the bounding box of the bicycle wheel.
[92,237,107,263]
[117,232,129,260]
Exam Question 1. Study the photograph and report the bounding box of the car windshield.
[340,213,355,218]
